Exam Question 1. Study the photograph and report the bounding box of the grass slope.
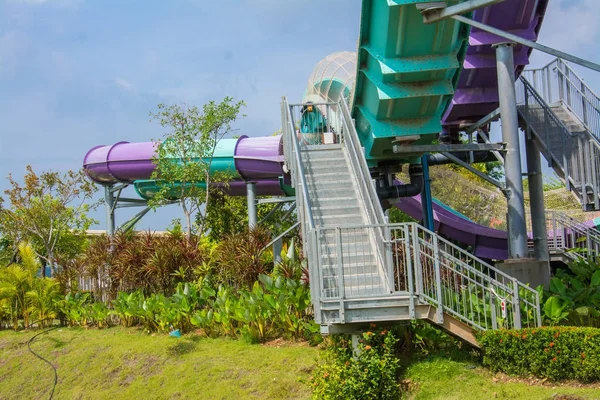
[403,357,600,400]
[2,328,600,400]
[0,327,318,400]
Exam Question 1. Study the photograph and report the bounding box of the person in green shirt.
[299,103,327,145]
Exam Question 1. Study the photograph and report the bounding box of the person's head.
[302,102,314,113]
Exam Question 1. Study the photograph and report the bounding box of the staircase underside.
[320,293,479,348]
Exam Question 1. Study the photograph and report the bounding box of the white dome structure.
[303,51,357,106]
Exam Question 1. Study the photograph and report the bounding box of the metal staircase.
[517,59,600,211]
[542,211,600,263]
[282,97,541,346]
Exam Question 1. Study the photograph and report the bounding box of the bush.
[310,326,401,399]
[478,326,600,382]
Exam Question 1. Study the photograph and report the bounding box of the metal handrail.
[338,96,390,290]
[282,97,315,230]
[313,222,542,330]
[338,97,386,224]
[519,77,584,190]
[524,58,600,142]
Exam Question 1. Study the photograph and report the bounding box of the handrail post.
[384,225,394,293]
[432,234,444,323]
[512,279,522,329]
[336,227,345,323]
[404,224,416,319]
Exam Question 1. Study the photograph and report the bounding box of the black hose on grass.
[26,323,60,400]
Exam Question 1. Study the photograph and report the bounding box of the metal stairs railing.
[282,97,542,343]
[518,60,600,211]
[542,211,600,261]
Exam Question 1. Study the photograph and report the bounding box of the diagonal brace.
[419,0,506,24]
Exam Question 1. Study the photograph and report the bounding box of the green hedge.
[477,327,600,382]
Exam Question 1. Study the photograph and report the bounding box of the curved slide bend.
[392,192,508,260]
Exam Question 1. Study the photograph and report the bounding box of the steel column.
[495,43,528,258]
[421,155,435,231]
[104,185,115,236]
[246,182,258,228]
[525,137,549,261]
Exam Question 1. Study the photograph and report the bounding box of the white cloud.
[115,78,134,91]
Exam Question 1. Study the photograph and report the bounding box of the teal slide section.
[135,138,240,200]
[352,0,471,162]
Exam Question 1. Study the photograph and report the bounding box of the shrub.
[214,226,272,289]
[310,327,401,399]
[478,326,600,382]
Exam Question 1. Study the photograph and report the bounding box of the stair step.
[312,205,362,216]
[322,274,384,290]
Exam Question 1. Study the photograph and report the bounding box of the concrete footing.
[497,258,551,289]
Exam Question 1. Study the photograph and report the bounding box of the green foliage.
[213,226,272,290]
[541,257,600,327]
[0,165,97,275]
[149,98,246,236]
[309,327,401,400]
[203,190,296,242]
[0,243,61,329]
[478,326,600,382]
[83,231,204,297]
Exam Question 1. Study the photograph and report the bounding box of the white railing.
[312,223,542,330]
[517,76,599,209]
[546,211,600,258]
[523,59,600,141]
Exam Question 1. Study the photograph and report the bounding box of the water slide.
[83,0,549,260]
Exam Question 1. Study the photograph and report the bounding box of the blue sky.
[1,0,599,231]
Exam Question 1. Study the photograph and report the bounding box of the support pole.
[247,182,258,229]
[104,185,115,236]
[421,155,435,231]
[273,237,283,265]
[526,137,550,261]
[494,43,528,259]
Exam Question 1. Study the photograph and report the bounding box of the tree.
[149,97,246,237]
[203,189,297,241]
[0,166,98,276]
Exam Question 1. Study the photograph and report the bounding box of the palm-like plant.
[0,242,39,329]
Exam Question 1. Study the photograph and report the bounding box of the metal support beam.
[464,108,501,135]
[393,143,504,154]
[476,128,505,166]
[109,183,129,194]
[526,136,550,261]
[118,207,151,234]
[495,43,528,259]
[451,15,600,73]
[247,182,258,228]
[104,185,115,236]
[441,152,505,190]
[421,155,435,231]
[419,0,505,24]
[256,196,296,204]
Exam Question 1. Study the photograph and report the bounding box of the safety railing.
[517,76,599,209]
[523,59,600,142]
[338,97,391,291]
[281,97,318,304]
[546,211,600,258]
[312,223,542,330]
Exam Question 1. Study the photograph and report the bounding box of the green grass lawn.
[0,327,318,400]
[402,356,600,400]
[2,328,600,400]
